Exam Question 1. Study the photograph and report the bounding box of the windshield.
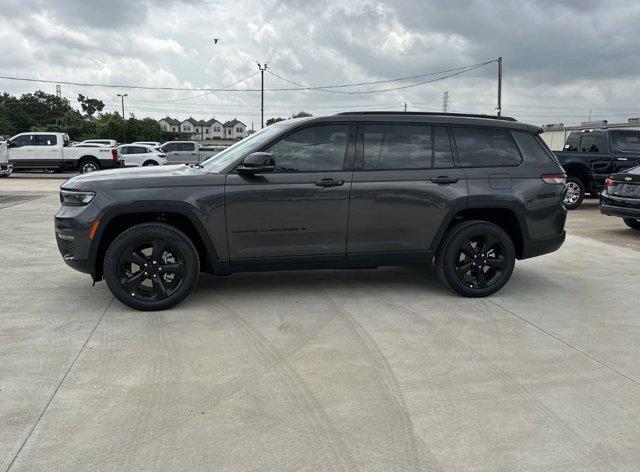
[201,121,293,172]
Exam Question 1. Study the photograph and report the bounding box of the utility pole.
[56,84,61,99]
[442,91,449,113]
[497,56,503,116]
[117,93,128,143]
[404,101,407,112]
[257,62,268,129]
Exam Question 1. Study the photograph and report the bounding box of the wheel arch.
[92,204,219,280]
[432,203,527,259]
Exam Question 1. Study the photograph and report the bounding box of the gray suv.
[55,112,567,311]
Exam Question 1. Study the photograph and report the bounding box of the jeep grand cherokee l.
[55,112,567,311]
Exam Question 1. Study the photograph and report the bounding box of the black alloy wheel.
[435,220,516,297]
[118,239,186,301]
[104,223,200,310]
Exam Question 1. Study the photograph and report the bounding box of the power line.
[0,60,497,94]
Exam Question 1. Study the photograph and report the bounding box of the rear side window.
[612,132,640,153]
[434,127,454,168]
[163,143,179,152]
[35,134,57,146]
[363,124,431,170]
[512,131,559,164]
[579,134,606,153]
[453,127,522,167]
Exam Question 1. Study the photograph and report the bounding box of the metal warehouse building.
[540,118,640,150]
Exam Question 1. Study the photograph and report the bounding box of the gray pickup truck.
[159,141,224,165]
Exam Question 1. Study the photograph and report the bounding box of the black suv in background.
[554,129,640,209]
[55,112,567,311]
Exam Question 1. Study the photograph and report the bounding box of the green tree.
[266,117,285,126]
[77,94,105,117]
[291,111,312,118]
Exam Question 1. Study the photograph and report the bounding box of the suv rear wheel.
[435,220,516,298]
[623,218,640,230]
[563,176,585,210]
[104,223,200,311]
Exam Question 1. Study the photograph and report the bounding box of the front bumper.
[54,201,102,276]
[520,231,566,260]
[0,163,12,176]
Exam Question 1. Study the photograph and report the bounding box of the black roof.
[336,111,517,122]
[290,111,541,133]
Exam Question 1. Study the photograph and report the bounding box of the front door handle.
[430,176,459,184]
[314,178,345,187]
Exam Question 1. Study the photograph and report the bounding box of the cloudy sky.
[1,0,639,128]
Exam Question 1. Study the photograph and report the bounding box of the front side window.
[12,134,34,147]
[35,134,57,146]
[181,143,196,151]
[266,124,348,172]
[612,132,640,153]
[453,127,522,167]
[363,124,431,170]
[564,133,579,151]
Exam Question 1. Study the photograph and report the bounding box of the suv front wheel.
[104,223,200,311]
[435,221,516,298]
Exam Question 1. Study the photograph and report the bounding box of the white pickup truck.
[159,141,224,165]
[3,132,122,174]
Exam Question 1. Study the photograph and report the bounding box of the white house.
[157,116,226,139]
[223,119,247,140]
[158,117,181,133]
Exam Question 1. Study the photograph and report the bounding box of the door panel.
[34,134,62,168]
[348,170,467,254]
[225,172,352,260]
[347,123,467,256]
[8,134,36,167]
[225,123,355,262]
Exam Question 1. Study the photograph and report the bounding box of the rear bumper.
[601,203,640,219]
[520,231,566,260]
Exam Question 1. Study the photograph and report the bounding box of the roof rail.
[335,111,518,122]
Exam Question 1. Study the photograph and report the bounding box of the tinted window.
[434,126,454,168]
[564,133,580,151]
[512,131,558,164]
[453,127,522,167]
[613,132,640,153]
[12,134,34,147]
[120,147,130,155]
[35,134,57,146]
[266,124,348,172]
[181,143,195,151]
[579,134,606,153]
[163,143,179,152]
[363,124,431,170]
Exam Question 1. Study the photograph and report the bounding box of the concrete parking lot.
[1,174,640,471]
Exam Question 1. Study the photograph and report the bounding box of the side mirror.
[237,152,275,173]
[6,140,15,148]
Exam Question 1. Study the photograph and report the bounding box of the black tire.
[142,160,158,166]
[78,158,101,174]
[563,176,585,210]
[104,223,200,311]
[435,220,516,298]
[623,218,640,230]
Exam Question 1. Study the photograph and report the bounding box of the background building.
[157,117,245,140]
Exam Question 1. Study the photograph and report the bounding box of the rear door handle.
[430,176,459,184]
[314,178,345,187]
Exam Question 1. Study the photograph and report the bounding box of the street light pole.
[117,93,128,143]
[257,62,268,128]
[496,57,502,117]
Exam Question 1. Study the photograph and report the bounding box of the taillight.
[111,148,118,162]
[158,153,166,158]
[541,173,567,184]
[605,178,616,187]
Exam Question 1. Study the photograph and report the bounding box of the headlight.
[60,189,95,206]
